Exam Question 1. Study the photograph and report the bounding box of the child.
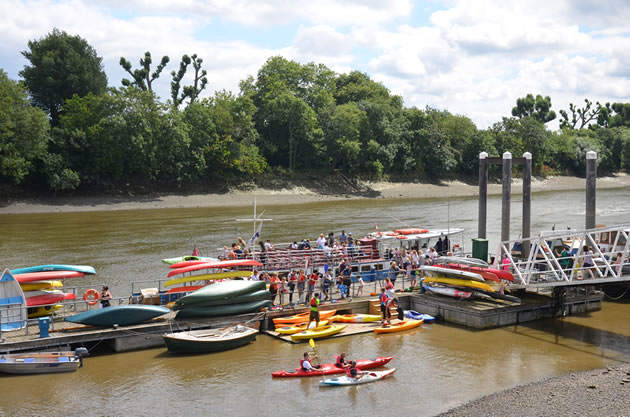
[356,273,364,297]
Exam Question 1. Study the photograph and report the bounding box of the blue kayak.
[10,264,96,275]
[66,305,170,326]
[405,310,435,323]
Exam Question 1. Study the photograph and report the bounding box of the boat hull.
[10,265,95,275]
[173,289,270,310]
[0,354,80,374]
[319,368,396,386]
[66,305,170,326]
[0,269,27,332]
[175,300,272,319]
[290,324,347,341]
[272,309,337,325]
[423,277,495,292]
[404,310,435,323]
[175,281,267,309]
[271,356,393,377]
[374,319,423,334]
[163,325,258,354]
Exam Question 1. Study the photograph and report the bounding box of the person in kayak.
[306,292,321,329]
[300,352,321,372]
[334,352,350,368]
[346,361,363,380]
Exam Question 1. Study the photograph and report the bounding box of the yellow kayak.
[291,324,348,341]
[335,314,382,323]
[28,304,63,318]
[20,280,63,291]
[423,277,495,292]
[275,320,329,335]
[164,271,254,287]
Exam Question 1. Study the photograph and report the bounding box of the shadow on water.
[507,316,630,364]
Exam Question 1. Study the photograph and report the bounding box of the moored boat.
[319,368,396,386]
[174,280,267,309]
[274,320,329,335]
[423,276,495,292]
[404,310,435,323]
[163,324,258,354]
[175,299,272,319]
[374,319,423,334]
[66,305,170,327]
[0,348,88,374]
[10,264,96,275]
[272,309,338,326]
[0,269,27,332]
[424,283,472,299]
[271,356,393,377]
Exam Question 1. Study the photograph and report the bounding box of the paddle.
[308,338,323,372]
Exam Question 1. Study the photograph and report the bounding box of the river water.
[1,188,630,416]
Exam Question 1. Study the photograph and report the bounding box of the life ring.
[83,289,100,305]
[396,235,408,239]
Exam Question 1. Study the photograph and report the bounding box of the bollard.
[38,317,50,338]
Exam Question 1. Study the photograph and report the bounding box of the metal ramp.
[495,224,630,289]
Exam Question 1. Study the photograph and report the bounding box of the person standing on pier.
[288,270,297,304]
[380,287,392,325]
[100,286,112,308]
[297,270,306,304]
[307,292,321,330]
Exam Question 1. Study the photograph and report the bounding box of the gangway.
[495,224,630,289]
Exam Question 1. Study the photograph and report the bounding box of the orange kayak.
[272,309,337,325]
[374,319,423,334]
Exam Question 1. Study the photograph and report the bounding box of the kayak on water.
[374,319,423,334]
[271,356,393,378]
[319,368,396,387]
[404,310,435,323]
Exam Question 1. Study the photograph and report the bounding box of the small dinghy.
[163,324,258,354]
[0,348,88,374]
[319,368,396,386]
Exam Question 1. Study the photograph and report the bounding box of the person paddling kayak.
[300,352,321,372]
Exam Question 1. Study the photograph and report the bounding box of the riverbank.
[1,174,629,214]
[438,366,630,417]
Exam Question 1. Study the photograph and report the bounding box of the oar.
[308,338,324,374]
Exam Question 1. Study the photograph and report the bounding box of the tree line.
[2,28,630,193]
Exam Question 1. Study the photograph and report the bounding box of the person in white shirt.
[316,233,326,249]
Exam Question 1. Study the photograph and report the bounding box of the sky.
[1,0,630,129]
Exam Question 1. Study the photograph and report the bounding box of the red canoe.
[167,260,263,277]
[165,285,205,294]
[26,292,65,307]
[271,356,393,378]
[14,270,85,284]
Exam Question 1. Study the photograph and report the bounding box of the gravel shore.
[1,174,629,214]
[438,366,630,417]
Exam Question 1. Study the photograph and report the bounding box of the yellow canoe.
[291,324,348,341]
[423,277,495,292]
[20,280,63,291]
[374,319,423,334]
[28,304,63,318]
[275,320,329,335]
[335,314,382,323]
[164,271,254,287]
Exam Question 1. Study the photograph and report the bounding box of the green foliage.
[559,99,603,129]
[609,103,630,128]
[512,93,556,124]
[171,54,208,107]
[0,70,49,184]
[120,52,170,92]
[20,28,108,126]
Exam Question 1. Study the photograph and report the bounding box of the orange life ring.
[396,235,408,239]
[394,228,429,235]
[83,288,100,305]
[386,232,399,236]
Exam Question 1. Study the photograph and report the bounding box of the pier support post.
[586,151,597,230]
[501,152,512,243]
[522,152,532,258]
[478,152,488,239]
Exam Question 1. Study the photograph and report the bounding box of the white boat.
[424,283,472,299]
[0,269,27,332]
[319,368,396,386]
[0,348,88,374]
[421,265,485,282]
[163,324,258,354]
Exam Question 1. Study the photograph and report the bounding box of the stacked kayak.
[10,265,94,319]
[374,319,423,334]
[271,356,393,377]
[290,324,348,341]
[273,309,337,326]
[319,368,396,387]
[175,281,271,319]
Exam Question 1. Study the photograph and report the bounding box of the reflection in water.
[0,189,629,416]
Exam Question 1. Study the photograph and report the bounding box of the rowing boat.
[163,324,257,354]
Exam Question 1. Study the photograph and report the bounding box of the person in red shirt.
[269,273,280,305]
[297,270,306,304]
[308,271,319,300]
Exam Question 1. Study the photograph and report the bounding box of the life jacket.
[335,355,345,367]
[310,297,319,311]
[380,292,389,305]
[346,366,357,378]
[300,359,307,370]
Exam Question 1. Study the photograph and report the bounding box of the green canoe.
[163,324,258,354]
[175,281,266,309]
[176,300,272,319]
[173,289,271,311]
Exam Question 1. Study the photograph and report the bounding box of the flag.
[376,223,379,232]
[192,244,199,256]
[245,220,264,250]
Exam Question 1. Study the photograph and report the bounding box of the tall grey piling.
[478,152,488,239]
[522,152,532,258]
[586,151,597,230]
[501,152,512,243]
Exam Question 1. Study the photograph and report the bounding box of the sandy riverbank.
[1,174,629,214]
[438,366,630,417]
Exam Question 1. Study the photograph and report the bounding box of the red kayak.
[14,270,85,284]
[271,356,393,378]
[439,264,513,282]
[165,285,205,294]
[167,260,263,277]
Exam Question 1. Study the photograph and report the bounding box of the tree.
[19,28,108,126]
[511,93,556,123]
[120,52,169,92]
[609,103,630,128]
[0,70,50,184]
[171,54,208,107]
[559,99,603,129]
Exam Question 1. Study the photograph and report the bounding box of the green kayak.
[175,281,266,309]
[175,300,272,319]
[173,289,271,311]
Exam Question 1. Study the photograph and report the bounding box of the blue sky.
[1,0,629,129]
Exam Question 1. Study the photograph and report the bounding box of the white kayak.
[319,368,396,387]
